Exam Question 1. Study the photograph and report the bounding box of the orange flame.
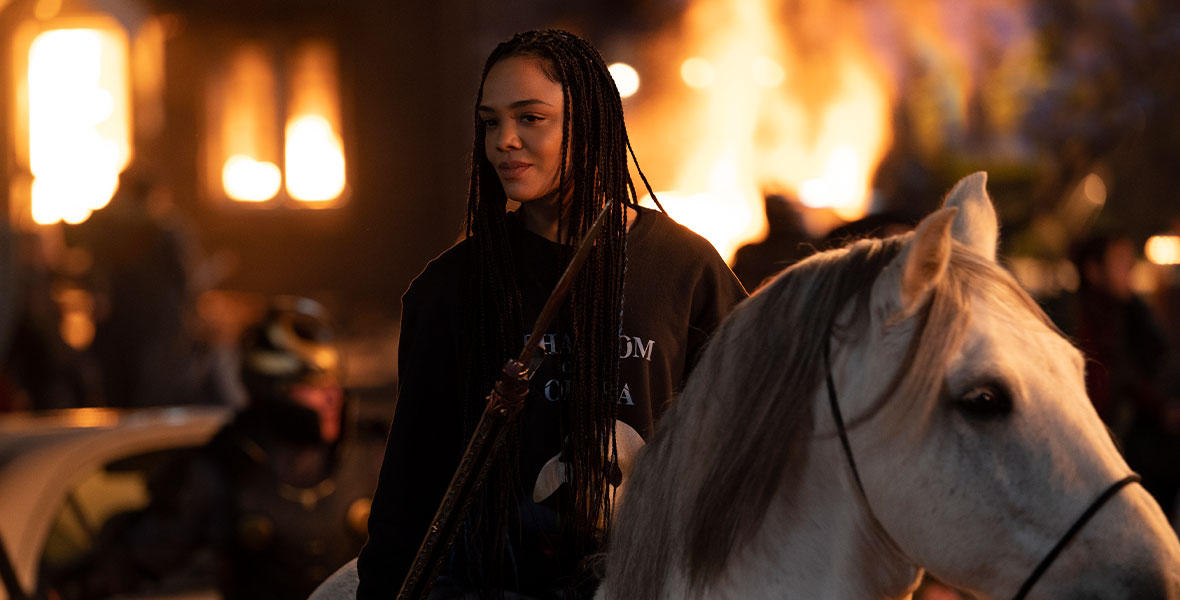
[21,22,131,225]
[633,0,895,261]
[217,44,280,202]
[628,0,1038,262]
[285,40,346,205]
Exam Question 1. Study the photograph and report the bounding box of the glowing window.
[285,41,346,206]
[21,23,130,225]
[211,40,346,207]
[215,44,281,203]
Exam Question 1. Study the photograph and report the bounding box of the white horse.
[598,173,1180,599]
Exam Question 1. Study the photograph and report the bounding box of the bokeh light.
[608,62,640,98]
[222,154,281,202]
[1145,235,1180,265]
[751,55,784,88]
[680,57,715,89]
[27,26,130,225]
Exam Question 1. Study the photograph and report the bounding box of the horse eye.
[956,386,1012,418]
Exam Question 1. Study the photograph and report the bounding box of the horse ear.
[942,171,998,262]
[900,207,957,316]
[874,207,957,323]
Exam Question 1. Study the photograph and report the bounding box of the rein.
[821,334,1141,600]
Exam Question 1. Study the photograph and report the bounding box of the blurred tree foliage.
[1024,0,1180,243]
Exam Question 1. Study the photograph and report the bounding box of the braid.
[460,65,523,591]
[462,29,649,590]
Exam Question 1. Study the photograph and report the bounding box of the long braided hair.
[461,29,658,588]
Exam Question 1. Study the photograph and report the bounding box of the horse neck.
[720,430,923,600]
[694,357,924,600]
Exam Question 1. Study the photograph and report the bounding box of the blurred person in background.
[79,170,227,408]
[730,192,814,292]
[1047,233,1179,519]
[0,231,101,411]
[69,296,383,599]
[1153,216,1180,353]
[819,210,918,251]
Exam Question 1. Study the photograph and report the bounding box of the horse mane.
[604,234,1056,598]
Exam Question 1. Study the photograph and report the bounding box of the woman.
[357,29,746,599]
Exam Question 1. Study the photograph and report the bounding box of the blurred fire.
[635,0,894,261]
[214,40,346,206]
[285,40,346,205]
[630,0,1037,261]
[18,22,131,225]
[217,44,281,202]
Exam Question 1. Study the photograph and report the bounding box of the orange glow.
[217,44,279,202]
[63,407,119,428]
[680,57,715,89]
[609,62,641,98]
[1081,173,1107,207]
[222,154,282,202]
[132,17,167,138]
[628,0,1041,261]
[285,41,345,205]
[1146,236,1180,266]
[56,287,96,349]
[635,0,894,261]
[750,56,784,88]
[799,146,867,219]
[24,24,130,225]
[285,115,345,203]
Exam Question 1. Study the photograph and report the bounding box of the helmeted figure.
[77,296,383,600]
[203,296,382,598]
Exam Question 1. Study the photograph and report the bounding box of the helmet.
[240,296,340,398]
[239,296,343,444]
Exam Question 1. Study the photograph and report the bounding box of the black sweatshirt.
[357,207,747,598]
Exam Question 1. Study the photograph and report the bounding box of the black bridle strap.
[1011,473,1141,600]
[822,335,913,566]
[822,334,1142,600]
[823,334,870,505]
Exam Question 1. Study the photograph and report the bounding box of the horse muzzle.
[1020,483,1180,600]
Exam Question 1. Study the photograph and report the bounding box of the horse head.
[600,172,1180,599]
[832,172,1180,598]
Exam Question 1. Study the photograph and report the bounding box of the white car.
[0,406,232,600]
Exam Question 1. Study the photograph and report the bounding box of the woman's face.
[479,55,565,203]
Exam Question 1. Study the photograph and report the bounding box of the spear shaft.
[396,202,616,599]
